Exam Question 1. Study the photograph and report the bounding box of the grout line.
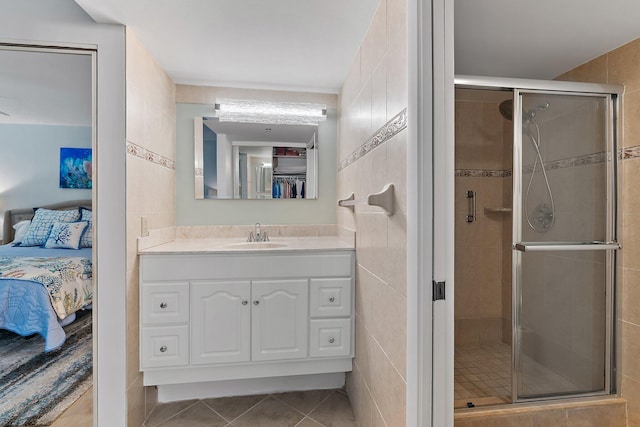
[146,400,200,427]
[199,399,234,423]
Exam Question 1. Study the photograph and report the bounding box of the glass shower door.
[512,90,618,401]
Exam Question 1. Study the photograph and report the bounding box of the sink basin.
[224,242,289,250]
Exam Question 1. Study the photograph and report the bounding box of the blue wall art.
[59,147,92,189]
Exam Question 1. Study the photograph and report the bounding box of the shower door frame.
[512,88,619,403]
[454,75,623,406]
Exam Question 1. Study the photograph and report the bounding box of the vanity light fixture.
[214,98,327,126]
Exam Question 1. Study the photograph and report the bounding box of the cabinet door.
[191,281,251,365]
[251,279,308,361]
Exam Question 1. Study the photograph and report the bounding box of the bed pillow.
[44,221,88,249]
[79,208,92,248]
[12,220,31,244]
[20,208,81,247]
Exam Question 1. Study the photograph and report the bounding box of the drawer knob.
[329,296,335,303]
[242,300,248,305]
[329,337,335,344]
[160,302,167,309]
[253,300,260,305]
[159,345,167,353]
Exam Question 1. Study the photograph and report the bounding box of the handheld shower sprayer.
[498,98,555,232]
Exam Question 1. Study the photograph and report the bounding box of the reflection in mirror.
[195,117,318,200]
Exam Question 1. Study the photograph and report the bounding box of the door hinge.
[432,280,445,301]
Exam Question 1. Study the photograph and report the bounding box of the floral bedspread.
[0,256,92,319]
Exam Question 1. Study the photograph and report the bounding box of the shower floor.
[455,341,578,409]
[455,342,512,408]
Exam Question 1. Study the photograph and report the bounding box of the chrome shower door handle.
[514,241,621,252]
[466,190,476,223]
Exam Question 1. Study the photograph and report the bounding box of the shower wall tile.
[623,375,640,427]
[623,90,640,149]
[622,322,640,382]
[571,54,608,84]
[622,267,640,325]
[337,0,408,422]
[623,157,640,216]
[608,37,640,94]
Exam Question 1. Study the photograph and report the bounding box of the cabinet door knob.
[242,300,248,305]
[253,300,260,305]
[328,337,335,344]
[329,296,335,303]
[159,345,167,353]
[160,302,167,309]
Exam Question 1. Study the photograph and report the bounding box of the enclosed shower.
[453,76,621,409]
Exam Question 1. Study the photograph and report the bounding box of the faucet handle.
[262,231,269,242]
[247,231,255,242]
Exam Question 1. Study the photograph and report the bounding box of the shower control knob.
[159,345,167,353]
[159,302,167,309]
[254,300,260,305]
[242,300,248,305]
[329,296,335,303]
[328,337,335,344]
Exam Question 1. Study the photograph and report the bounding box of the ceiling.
[74,0,379,94]
[0,49,92,126]
[203,118,316,144]
[455,0,640,80]
[74,0,640,90]
[3,1,640,127]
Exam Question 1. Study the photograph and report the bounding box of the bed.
[1,200,93,352]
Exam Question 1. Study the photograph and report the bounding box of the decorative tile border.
[337,108,407,172]
[126,142,175,170]
[456,169,511,178]
[458,150,616,178]
[621,145,640,160]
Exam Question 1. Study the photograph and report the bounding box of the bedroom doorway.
[0,45,96,426]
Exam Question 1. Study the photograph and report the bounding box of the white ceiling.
[74,0,640,89]
[0,49,92,126]
[203,118,316,144]
[455,0,640,80]
[4,1,640,127]
[74,0,379,93]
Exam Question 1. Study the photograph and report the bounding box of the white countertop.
[138,236,354,255]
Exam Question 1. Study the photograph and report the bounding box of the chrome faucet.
[247,222,269,242]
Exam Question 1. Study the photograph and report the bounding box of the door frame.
[451,75,623,411]
[511,88,619,402]
[408,0,454,425]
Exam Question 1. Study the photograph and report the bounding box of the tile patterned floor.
[143,388,359,427]
[455,342,512,408]
[455,341,579,409]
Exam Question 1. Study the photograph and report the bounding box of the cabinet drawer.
[309,319,351,358]
[309,278,351,318]
[142,282,189,325]
[141,325,189,368]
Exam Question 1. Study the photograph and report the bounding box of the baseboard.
[157,372,345,402]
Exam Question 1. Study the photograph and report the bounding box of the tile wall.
[337,0,409,425]
[124,30,177,427]
[454,97,510,345]
[555,36,640,426]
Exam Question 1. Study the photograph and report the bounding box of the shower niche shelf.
[484,207,512,214]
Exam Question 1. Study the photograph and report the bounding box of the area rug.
[0,310,92,426]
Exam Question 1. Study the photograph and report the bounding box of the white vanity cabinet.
[139,250,354,386]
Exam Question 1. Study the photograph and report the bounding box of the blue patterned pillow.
[79,208,92,248]
[20,208,81,247]
[44,221,88,249]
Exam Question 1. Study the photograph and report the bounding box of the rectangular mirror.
[195,117,318,200]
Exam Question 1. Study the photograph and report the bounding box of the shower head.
[497,99,549,121]
[499,99,513,121]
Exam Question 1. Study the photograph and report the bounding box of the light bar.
[214,98,326,126]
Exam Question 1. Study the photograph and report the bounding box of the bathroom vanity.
[138,237,355,390]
